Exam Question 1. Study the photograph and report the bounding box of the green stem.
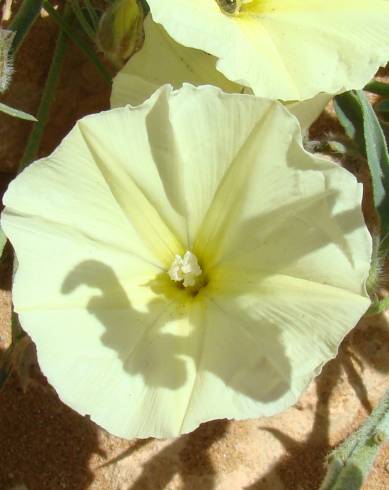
[43,0,112,85]
[18,5,69,172]
[319,390,389,490]
[69,0,96,42]
[8,0,43,54]
[83,0,100,32]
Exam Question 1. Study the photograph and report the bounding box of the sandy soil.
[0,10,389,490]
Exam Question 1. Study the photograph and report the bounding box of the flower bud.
[97,0,144,69]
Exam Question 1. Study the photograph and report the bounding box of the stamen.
[168,251,202,288]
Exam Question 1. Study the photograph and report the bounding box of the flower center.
[168,251,203,288]
[215,0,253,16]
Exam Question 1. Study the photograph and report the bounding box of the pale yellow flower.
[146,0,389,100]
[111,15,331,129]
[2,85,371,439]
[110,15,244,107]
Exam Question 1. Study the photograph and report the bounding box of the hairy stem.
[320,390,389,490]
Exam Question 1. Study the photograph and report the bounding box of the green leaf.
[334,91,389,241]
[0,101,37,121]
[334,92,364,145]
[364,80,389,97]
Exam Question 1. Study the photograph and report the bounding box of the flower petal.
[194,101,371,296]
[286,93,331,131]
[1,86,372,439]
[175,273,369,433]
[111,14,330,130]
[2,124,170,312]
[17,295,200,439]
[147,0,389,100]
[111,15,244,108]
[96,84,289,249]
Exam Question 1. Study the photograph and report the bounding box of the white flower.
[111,15,331,129]
[146,0,389,100]
[1,85,371,439]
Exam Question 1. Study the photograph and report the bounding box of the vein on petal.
[4,209,164,271]
[194,103,275,260]
[77,120,183,265]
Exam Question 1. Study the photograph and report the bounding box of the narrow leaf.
[364,80,389,97]
[334,91,389,241]
[0,101,37,120]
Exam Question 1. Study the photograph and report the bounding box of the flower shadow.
[211,188,362,275]
[62,260,187,390]
[96,419,229,490]
[244,314,389,489]
[244,358,341,490]
[62,259,291,403]
[0,360,103,490]
[60,180,369,423]
[127,419,229,490]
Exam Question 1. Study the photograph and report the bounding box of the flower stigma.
[168,251,203,289]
